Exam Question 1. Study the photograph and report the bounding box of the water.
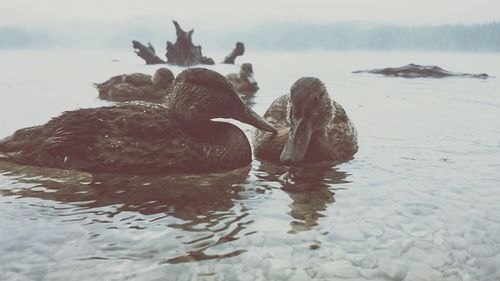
[1,50,500,281]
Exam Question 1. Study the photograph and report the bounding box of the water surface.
[1,50,500,280]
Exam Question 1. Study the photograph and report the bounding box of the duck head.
[240,63,257,84]
[151,67,175,88]
[280,77,333,165]
[168,68,275,132]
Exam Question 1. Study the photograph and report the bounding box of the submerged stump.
[132,40,165,65]
[165,20,214,66]
[222,42,245,64]
[132,20,247,66]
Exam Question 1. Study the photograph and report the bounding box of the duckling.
[0,68,276,174]
[226,63,259,94]
[94,67,174,102]
[253,77,358,165]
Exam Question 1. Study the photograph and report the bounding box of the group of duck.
[0,63,358,174]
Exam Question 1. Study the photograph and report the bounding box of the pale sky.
[2,0,500,28]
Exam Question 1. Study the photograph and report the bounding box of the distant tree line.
[0,26,53,49]
[2,22,500,52]
[234,22,500,52]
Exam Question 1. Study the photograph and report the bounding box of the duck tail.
[93,82,100,89]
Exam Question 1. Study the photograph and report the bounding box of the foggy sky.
[3,0,500,29]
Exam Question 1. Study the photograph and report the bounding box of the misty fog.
[2,21,500,52]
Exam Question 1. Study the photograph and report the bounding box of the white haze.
[3,0,500,28]
[1,1,500,52]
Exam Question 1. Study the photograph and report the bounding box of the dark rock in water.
[132,40,166,65]
[309,244,321,250]
[222,42,245,64]
[353,63,489,79]
[165,20,214,66]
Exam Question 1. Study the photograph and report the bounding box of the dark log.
[132,40,165,65]
[222,42,245,64]
[147,42,156,54]
[165,20,214,66]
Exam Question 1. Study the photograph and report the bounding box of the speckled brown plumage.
[226,63,259,95]
[253,77,358,165]
[0,104,251,174]
[95,68,174,102]
[0,68,273,174]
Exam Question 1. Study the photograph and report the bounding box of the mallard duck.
[0,68,276,174]
[226,63,259,94]
[94,67,175,102]
[253,77,358,165]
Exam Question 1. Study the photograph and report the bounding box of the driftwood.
[353,63,489,79]
[132,21,246,66]
[222,42,245,64]
[132,40,165,65]
[165,20,214,66]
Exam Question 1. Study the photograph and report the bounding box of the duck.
[0,68,276,174]
[226,63,259,94]
[253,77,358,165]
[94,67,175,102]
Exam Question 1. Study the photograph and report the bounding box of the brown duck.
[253,77,358,165]
[94,67,175,102]
[226,63,259,94]
[0,68,276,174]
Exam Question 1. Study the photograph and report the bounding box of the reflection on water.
[0,162,249,218]
[240,92,257,108]
[255,161,348,233]
[0,157,347,267]
[0,161,257,264]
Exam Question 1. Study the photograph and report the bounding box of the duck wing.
[0,104,196,174]
[317,100,358,161]
[225,73,240,84]
[94,73,151,92]
[123,73,152,85]
[94,74,125,91]
[253,94,290,162]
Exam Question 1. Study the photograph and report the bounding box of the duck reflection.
[255,161,349,233]
[0,161,253,263]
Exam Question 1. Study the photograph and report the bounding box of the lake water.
[1,50,500,281]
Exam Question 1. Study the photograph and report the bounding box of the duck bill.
[280,116,313,165]
[236,107,276,133]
